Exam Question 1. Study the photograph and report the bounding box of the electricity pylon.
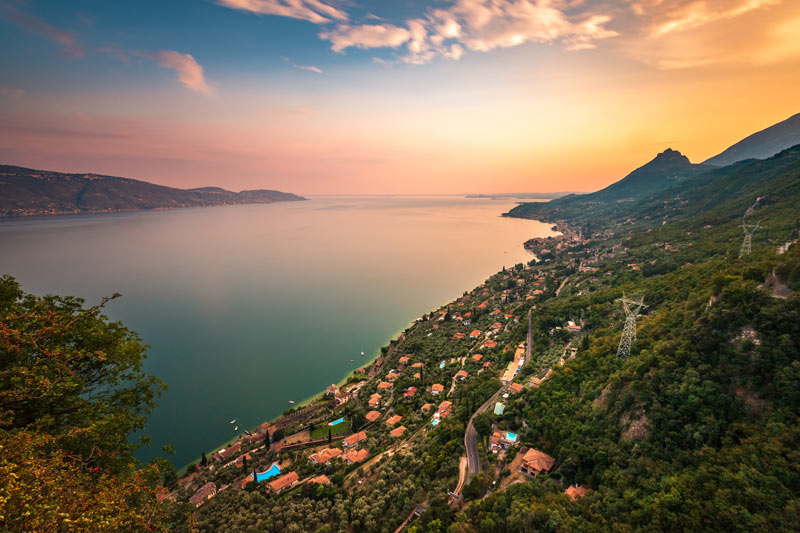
[739,221,760,258]
[617,294,647,359]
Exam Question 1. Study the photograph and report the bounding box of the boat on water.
[288,400,295,404]
[350,359,354,362]
[229,419,236,424]
[234,426,238,430]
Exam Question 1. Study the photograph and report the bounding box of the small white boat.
[350,359,354,362]
[289,400,295,404]
[229,419,236,424]
[234,426,238,430]
[361,351,364,356]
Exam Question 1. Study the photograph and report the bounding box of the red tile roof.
[389,426,407,437]
[343,448,369,464]
[268,471,299,492]
[470,329,481,338]
[566,484,589,500]
[365,410,381,422]
[386,415,402,426]
[343,431,367,447]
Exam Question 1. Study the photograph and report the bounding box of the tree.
[472,413,493,440]
[328,428,332,445]
[0,275,169,530]
[201,451,208,467]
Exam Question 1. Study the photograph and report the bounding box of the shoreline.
[172,209,552,474]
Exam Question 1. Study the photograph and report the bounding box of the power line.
[739,220,760,258]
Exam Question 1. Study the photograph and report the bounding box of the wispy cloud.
[0,0,84,57]
[216,0,347,24]
[632,0,781,37]
[146,50,214,94]
[281,56,323,72]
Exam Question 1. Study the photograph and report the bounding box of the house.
[343,448,369,465]
[309,475,330,485]
[411,362,424,369]
[519,448,556,478]
[365,410,381,422]
[233,452,252,468]
[413,372,421,380]
[437,400,453,418]
[490,322,503,331]
[368,393,382,408]
[398,356,410,364]
[483,361,492,369]
[189,482,217,507]
[327,384,339,396]
[482,340,498,349]
[470,329,482,338]
[343,431,367,448]
[453,332,465,340]
[377,381,392,390]
[494,402,505,416]
[508,382,524,394]
[471,354,483,362]
[390,425,407,438]
[421,403,432,412]
[212,442,241,463]
[431,384,444,395]
[403,386,417,398]
[529,376,543,387]
[565,484,589,500]
[455,370,468,380]
[386,415,402,426]
[489,430,519,452]
[386,372,399,382]
[309,447,342,465]
[268,471,299,493]
[491,309,502,315]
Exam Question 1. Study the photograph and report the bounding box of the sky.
[0,0,799,194]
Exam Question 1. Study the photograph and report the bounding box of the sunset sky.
[1,0,799,194]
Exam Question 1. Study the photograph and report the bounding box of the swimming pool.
[439,362,445,369]
[505,432,518,442]
[431,419,440,426]
[328,417,345,426]
[255,463,281,482]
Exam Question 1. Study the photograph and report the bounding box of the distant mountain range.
[507,111,800,221]
[0,165,306,217]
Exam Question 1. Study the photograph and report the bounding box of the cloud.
[0,1,84,57]
[620,0,795,68]
[318,0,618,63]
[281,56,322,72]
[149,51,214,94]
[0,85,25,97]
[320,23,412,52]
[632,0,781,37]
[216,0,347,24]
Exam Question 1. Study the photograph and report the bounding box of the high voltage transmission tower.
[739,220,760,258]
[617,294,647,359]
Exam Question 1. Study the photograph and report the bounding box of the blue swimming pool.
[328,417,345,426]
[439,362,445,369]
[431,419,440,426]
[505,432,518,442]
[255,463,281,482]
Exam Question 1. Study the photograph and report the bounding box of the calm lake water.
[0,195,553,467]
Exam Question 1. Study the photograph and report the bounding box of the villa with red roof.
[386,415,402,426]
[403,386,417,398]
[431,384,444,395]
[390,426,407,438]
[343,448,369,465]
[471,354,483,362]
[343,431,367,448]
[365,410,381,422]
[411,362,424,368]
[189,482,217,507]
[470,329,481,338]
[309,447,342,465]
[455,370,468,380]
[268,471,299,493]
[386,373,399,382]
[519,448,556,478]
[368,393,382,407]
[566,484,589,500]
[508,382,524,394]
[377,381,392,390]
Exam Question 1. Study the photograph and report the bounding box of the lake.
[0,195,554,468]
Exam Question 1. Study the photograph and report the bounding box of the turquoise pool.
[505,432,518,442]
[255,463,281,482]
[329,417,345,426]
[439,362,445,369]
